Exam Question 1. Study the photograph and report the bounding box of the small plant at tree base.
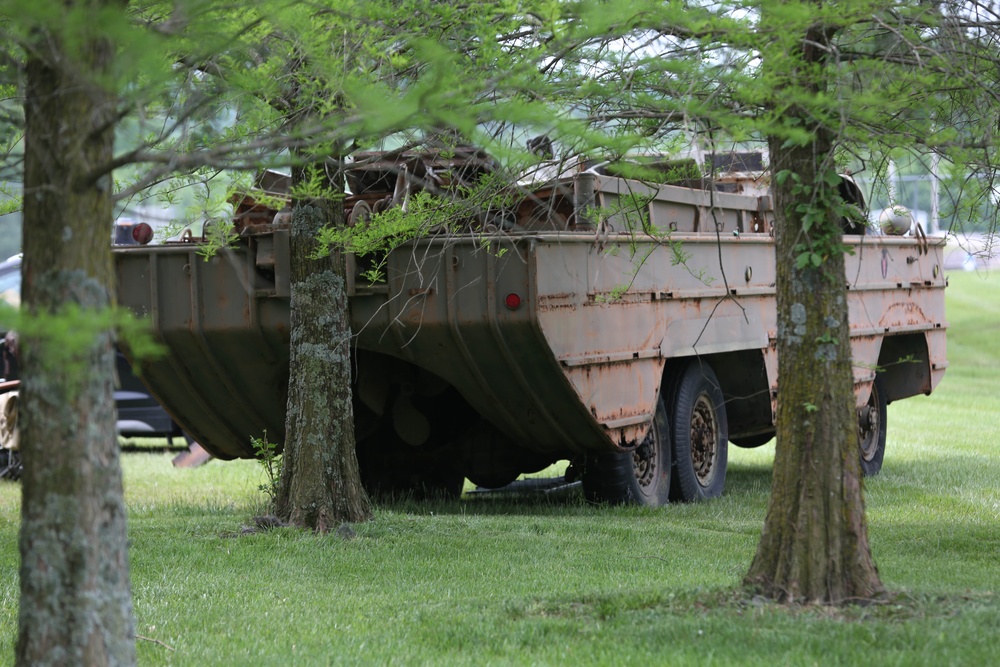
[251,431,282,507]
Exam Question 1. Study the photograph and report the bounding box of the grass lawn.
[1,269,998,666]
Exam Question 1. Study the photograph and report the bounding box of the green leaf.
[822,170,841,188]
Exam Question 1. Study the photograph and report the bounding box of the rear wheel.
[357,428,464,500]
[731,432,773,449]
[0,390,20,481]
[582,394,671,507]
[858,375,888,477]
[360,453,464,500]
[669,363,728,502]
[0,449,20,481]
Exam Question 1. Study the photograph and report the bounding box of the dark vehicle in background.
[0,253,190,445]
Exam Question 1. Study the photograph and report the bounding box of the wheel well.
[353,350,556,486]
[877,333,932,403]
[663,350,771,440]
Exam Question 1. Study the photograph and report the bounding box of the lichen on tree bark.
[274,197,372,531]
[744,7,884,604]
[18,11,137,664]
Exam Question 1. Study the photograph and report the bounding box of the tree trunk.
[744,15,884,605]
[274,174,372,530]
[18,13,136,667]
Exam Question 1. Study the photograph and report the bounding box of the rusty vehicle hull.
[114,164,947,502]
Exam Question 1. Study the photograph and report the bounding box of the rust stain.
[879,301,930,327]
[538,293,576,311]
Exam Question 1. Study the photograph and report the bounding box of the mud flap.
[172,441,213,468]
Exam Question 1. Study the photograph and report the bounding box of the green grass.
[1,270,999,666]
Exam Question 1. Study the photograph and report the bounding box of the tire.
[731,432,773,449]
[0,390,21,481]
[582,393,671,507]
[466,470,520,490]
[858,375,888,477]
[360,456,464,500]
[668,362,729,502]
[0,390,18,453]
[0,449,21,481]
[357,428,464,501]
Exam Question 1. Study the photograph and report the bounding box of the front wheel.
[0,449,20,481]
[669,362,729,502]
[582,393,671,507]
[0,390,21,481]
[858,375,888,477]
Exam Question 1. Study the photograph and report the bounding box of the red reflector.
[504,293,522,310]
[132,222,154,245]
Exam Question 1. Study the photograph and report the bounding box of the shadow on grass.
[371,461,777,517]
[375,487,591,517]
[722,462,773,498]
[499,586,998,628]
[119,437,189,454]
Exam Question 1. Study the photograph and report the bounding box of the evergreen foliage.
[1,2,997,656]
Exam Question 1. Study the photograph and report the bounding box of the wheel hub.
[858,389,881,461]
[690,394,718,486]
[632,428,658,488]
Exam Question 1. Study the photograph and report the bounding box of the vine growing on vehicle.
[316,171,519,283]
[774,168,859,273]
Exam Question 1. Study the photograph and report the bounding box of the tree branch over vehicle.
[544,0,996,603]
[5,0,538,658]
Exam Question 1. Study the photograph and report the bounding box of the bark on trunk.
[18,13,136,666]
[275,180,372,530]
[744,13,884,605]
